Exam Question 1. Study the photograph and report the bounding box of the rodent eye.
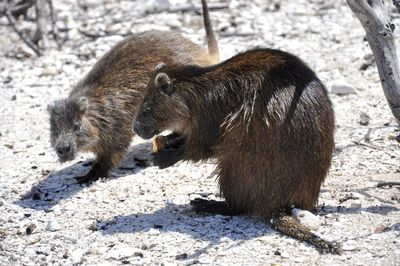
[143,103,152,113]
[160,84,169,93]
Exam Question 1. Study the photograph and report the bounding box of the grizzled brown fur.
[133,48,340,253]
[48,0,219,183]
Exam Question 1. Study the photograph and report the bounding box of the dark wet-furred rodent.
[133,48,340,253]
[48,0,219,183]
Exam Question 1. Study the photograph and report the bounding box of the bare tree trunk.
[347,0,400,125]
[34,0,50,49]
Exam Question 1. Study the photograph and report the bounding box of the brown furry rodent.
[48,0,219,184]
[133,48,340,253]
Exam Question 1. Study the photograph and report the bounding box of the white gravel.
[0,0,399,265]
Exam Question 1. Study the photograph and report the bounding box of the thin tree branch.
[0,0,35,19]
[377,181,400,187]
[47,0,61,48]
[4,5,42,56]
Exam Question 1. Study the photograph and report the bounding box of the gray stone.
[46,220,61,232]
[330,79,356,95]
[107,244,141,260]
[342,240,358,251]
[69,249,84,265]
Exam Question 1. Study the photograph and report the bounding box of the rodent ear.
[47,102,55,113]
[154,62,166,71]
[77,97,88,113]
[155,73,174,95]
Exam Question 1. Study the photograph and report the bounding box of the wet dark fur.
[48,0,219,184]
[133,48,340,253]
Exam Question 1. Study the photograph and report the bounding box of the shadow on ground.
[97,198,399,261]
[98,202,275,261]
[320,204,399,215]
[14,142,152,211]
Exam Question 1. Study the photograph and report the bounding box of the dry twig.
[377,181,400,188]
[4,5,42,56]
[0,0,35,19]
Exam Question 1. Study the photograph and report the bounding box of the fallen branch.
[377,181,400,188]
[347,0,400,125]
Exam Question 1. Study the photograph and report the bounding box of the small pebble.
[350,203,362,209]
[134,252,144,258]
[294,256,305,263]
[64,236,78,244]
[46,220,61,232]
[175,253,188,260]
[359,54,375,70]
[69,249,84,265]
[3,76,12,84]
[26,223,36,235]
[342,240,358,251]
[330,79,356,95]
[359,112,370,126]
[90,246,108,255]
[41,66,59,76]
[148,228,160,236]
[280,251,290,258]
[146,0,170,12]
[198,254,212,264]
[4,144,14,149]
[107,245,140,260]
[88,222,97,231]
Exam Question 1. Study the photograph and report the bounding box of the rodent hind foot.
[74,168,104,184]
[190,198,238,216]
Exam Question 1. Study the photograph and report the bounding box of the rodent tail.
[271,211,342,255]
[201,0,220,63]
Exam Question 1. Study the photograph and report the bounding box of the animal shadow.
[98,202,274,261]
[14,142,152,211]
[319,204,399,216]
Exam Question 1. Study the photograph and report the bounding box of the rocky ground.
[0,0,399,265]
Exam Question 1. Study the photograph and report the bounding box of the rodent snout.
[133,120,157,140]
[133,120,147,138]
[132,120,141,135]
[55,142,74,161]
